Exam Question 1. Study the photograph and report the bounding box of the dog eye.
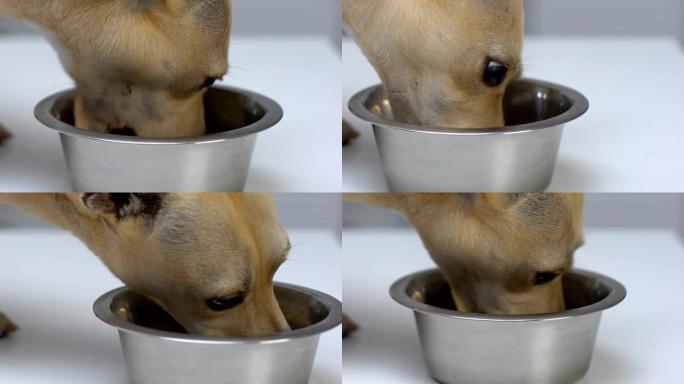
[534,272,559,285]
[483,60,508,87]
[205,294,245,311]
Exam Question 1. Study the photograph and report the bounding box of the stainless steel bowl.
[349,79,589,192]
[35,86,283,192]
[390,269,625,384]
[94,283,341,384]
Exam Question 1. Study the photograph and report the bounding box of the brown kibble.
[0,313,18,338]
[0,124,13,143]
[342,314,359,338]
[342,121,360,146]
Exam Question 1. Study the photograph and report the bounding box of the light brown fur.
[344,0,524,128]
[345,193,584,315]
[0,193,291,337]
[0,0,231,137]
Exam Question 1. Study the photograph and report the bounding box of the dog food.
[0,125,11,144]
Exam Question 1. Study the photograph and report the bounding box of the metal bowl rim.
[93,282,342,344]
[34,85,283,145]
[348,78,589,136]
[389,268,626,322]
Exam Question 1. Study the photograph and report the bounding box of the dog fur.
[0,0,231,137]
[0,193,291,337]
[345,193,584,316]
[343,0,524,143]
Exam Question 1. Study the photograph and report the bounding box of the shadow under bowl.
[390,269,625,384]
[35,86,283,192]
[349,79,589,192]
[93,283,341,384]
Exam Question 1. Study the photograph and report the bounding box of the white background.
[524,0,684,41]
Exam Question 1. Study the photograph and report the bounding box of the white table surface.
[0,36,341,192]
[343,37,684,192]
[0,228,341,384]
[343,227,684,383]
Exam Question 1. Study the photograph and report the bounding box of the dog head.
[347,193,584,314]
[344,0,524,128]
[71,193,290,336]
[35,1,231,137]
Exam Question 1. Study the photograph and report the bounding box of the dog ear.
[81,193,122,215]
[80,193,164,220]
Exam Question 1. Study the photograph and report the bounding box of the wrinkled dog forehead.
[56,0,231,72]
[515,194,571,226]
[515,195,583,239]
[149,194,288,260]
[373,1,523,66]
[152,196,249,250]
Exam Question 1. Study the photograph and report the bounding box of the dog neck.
[0,1,64,25]
[0,194,119,267]
[0,194,93,232]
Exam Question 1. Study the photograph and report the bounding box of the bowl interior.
[365,79,574,127]
[406,270,611,312]
[109,285,331,334]
[50,87,266,136]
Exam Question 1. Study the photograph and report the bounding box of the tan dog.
[343,0,524,142]
[346,193,584,315]
[0,193,291,337]
[0,1,230,137]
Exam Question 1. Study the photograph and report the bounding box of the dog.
[0,193,291,338]
[0,0,231,137]
[342,0,525,143]
[343,193,584,334]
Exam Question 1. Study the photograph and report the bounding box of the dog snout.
[270,307,291,333]
[484,287,565,315]
[449,282,565,315]
[258,292,291,333]
[108,126,138,136]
